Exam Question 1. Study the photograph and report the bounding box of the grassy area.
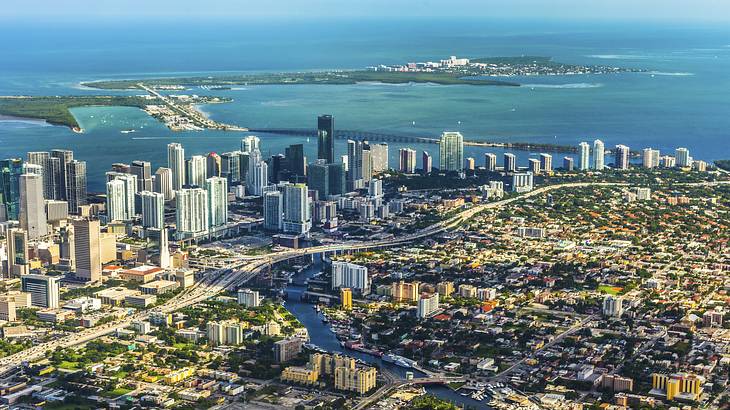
[57,361,80,370]
[0,95,154,129]
[597,285,624,295]
[101,387,134,398]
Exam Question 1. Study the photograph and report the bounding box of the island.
[82,55,641,90]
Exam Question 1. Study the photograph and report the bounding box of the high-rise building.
[167,143,185,191]
[346,140,364,190]
[528,158,540,175]
[602,295,623,318]
[175,188,209,237]
[154,167,174,200]
[317,115,335,163]
[642,148,660,169]
[563,157,575,171]
[327,163,346,196]
[241,135,261,153]
[50,149,73,200]
[484,153,497,171]
[27,151,62,200]
[248,159,269,196]
[465,157,475,171]
[593,139,605,170]
[439,131,464,172]
[140,191,165,229]
[220,151,241,184]
[106,173,136,221]
[331,261,369,292]
[417,293,439,319]
[66,160,87,214]
[422,151,433,174]
[615,145,630,170]
[273,337,303,363]
[341,288,353,310]
[370,143,389,173]
[398,148,416,174]
[158,227,170,269]
[21,274,59,309]
[285,144,306,178]
[0,158,25,221]
[19,173,47,240]
[206,177,228,228]
[186,155,207,187]
[130,160,153,192]
[504,153,517,172]
[579,142,590,171]
[72,218,101,283]
[206,152,222,177]
[7,228,29,277]
[237,288,260,308]
[308,160,330,198]
[283,183,311,234]
[540,153,553,173]
[512,172,534,193]
[59,224,75,271]
[263,191,283,231]
[675,147,691,168]
[269,154,286,183]
[361,144,373,182]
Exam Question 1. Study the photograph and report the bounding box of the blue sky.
[2,0,729,21]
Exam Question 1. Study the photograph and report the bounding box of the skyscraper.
[540,153,553,173]
[346,140,364,190]
[361,144,373,182]
[563,157,575,171]
[241,135,260,154]
[249,160,268,196]
[528,158,540,175]
[66,160,87,214]
[186,155,207,187]
[308,160,330,198]
[206,176,228,228]
[675,147,691,167]
[7,228,29,277]
[642,148,660,169]
[154,167,174,200]
[50,149,73,200]
[331,261,369,292]
[21,274,59,309]
[327,163,346,196]
[579,142,590,171]
[504,153,517,172]
[263,191,283,231]
[0,158,25,220]
[175,188,209,237]
[484,153,497,171]
[130,160,153,192]
[439,131,464,172]
[206,152,222,177]
[26,151,61,199]
[106,174,136,221]
[220,151,241,184]
[19,173,47,240]
[593,139,605,170]
[285,144,306,178]
[158,227,170,269]
[422,151,433,174]
[283,183,311,234]
[370,143,389,173]
[465,157,475,171]
[140,191,165,229]
[317,115,335,163]
[167,143,185,191]
[72,218,101,283]
[398,148,416,174]
[615,145,630,170]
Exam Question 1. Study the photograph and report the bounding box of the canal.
[282,255,490,409]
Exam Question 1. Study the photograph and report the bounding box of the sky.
[1,0,729,22]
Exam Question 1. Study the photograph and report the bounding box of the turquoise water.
[0,18,729,190]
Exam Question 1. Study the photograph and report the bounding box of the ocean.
[0,18,729,191]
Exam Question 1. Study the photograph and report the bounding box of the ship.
[382,353,415,368]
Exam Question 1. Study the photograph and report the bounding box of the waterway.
[282,255,490,409]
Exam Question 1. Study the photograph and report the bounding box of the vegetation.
[407,394,460,410]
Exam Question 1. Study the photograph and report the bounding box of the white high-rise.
[175,188,209,237]
[246,149,268,196]
[593,139,605,170]
[504,153,516,172]
[398,148,416,174]
[484,153,497,171]
[167,143,185,191]
[106,173,136,221]
[579,142,590,171]
[154,167,174,200]
[206,176,228,228]
[186,155,207,187]
[331,261,369,292]
[539,153,552,173]
[283,183,311,234]
[241,135,260,153]
[263,191,283,231]
[19,173,48,240]
[417,293,439,319]
[675,147,691,167]
[140,191,165,229]
[643,148,660,168]
[370,143,389,173]
[439,131,464,172]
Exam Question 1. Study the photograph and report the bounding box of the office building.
[484,153,497,171]
[540,153,552,173]
[7,228,29,277]
[675,147,691,167]
[220,151,241,184]
[45,200,69,223]
[503,153,516,172]
[331,261,369,292]
[129,160,152,192]
[439,131,464,172]
[263,191,283,231]
[176,188,209,238]
[512,172,534,193]
[317,115,335,163]
[0,159,25,221]
[308,160,330,198]
[327,163,346,196]
[186,155,207,187]
[398,148,416,174]
[27,151,64,200]
[341,288,352,310]
[21,274,60,309]
[615,145,630,170]
[65,160,87,213]
[241,135,260,153]
[579,142,590,171]
[19,173,47,239]
[602,295,623,318]
[50,149,74,200]
[417,293,439,319]
[237,288,260,308]
[370,143,389,173]
[283,183,310,234]
[285,144,306,178]
[73,218,101,282]
[563,157,574,171]
[206,152,222,177]
[154,167,174,200]
[422,151,433,174]
[593,139,605,170]
[206,177,228,228]
[167,143,185,191]
[140,191,165,229]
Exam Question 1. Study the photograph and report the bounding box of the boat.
[120,129,136,134]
